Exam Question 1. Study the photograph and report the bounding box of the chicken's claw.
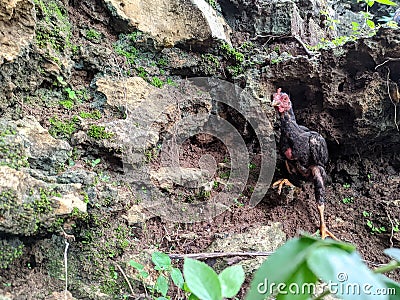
[272,178,295,195]
[319,224,339,240]
[317,204,339,240]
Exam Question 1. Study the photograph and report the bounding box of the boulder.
[207,223,286,273]
[0,0,35,64]
[0,166,86,236]
[15,116,72,174]
[150,167,212,190]
[102,0,231,47]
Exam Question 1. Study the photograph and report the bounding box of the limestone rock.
[0,0,36,64]
[207,223,286,273]
[126,204,152,224]
[91,76,212,167]
[15,116,72,174]
[102,0,231,47]
[150,167,212,190]
[0,166,86,236]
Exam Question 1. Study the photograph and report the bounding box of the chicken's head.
[272,88,291,114]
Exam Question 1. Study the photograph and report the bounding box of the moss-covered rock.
[0,166,86,236]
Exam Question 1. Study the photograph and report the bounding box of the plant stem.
[373,261,400,274]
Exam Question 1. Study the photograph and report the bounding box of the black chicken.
[271,88,337,240]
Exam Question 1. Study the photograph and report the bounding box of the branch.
[115,263,135,297]
[375,57,400,70]
[168,251,274,260]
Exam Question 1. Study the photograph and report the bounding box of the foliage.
[85,28,102,43]
[113,33,140,64]
[151,77,164,88]
[342,196,354,204]
[49,116,77,139]
[246,235,400,300]
[220,42,244,63]
[363,211,387,234]
[0,125,29,170]
[0,239,24,269]
[87,125,114,139]
[208,0,217,10]
[59,99,74,109]
[310,0,398,51]
[79,110,102,120]
[129,251,184,298]
[184,258,245,300]
[33,0,72,51]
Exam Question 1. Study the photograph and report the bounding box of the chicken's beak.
[272,100,281,107]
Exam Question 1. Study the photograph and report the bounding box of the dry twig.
[375,57,400,70]
[115,263,135,297]
[168,251,274,260]
[385,69,399,131]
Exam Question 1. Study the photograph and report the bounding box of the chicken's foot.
[317,203,338,240]
[272,178,295,195]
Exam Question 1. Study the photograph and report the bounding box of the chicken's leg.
[317,203,338,240]
[312,166,338,240]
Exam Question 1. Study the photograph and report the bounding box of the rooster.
[271,88,337,240]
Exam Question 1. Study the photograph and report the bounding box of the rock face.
[150,167,212,190]
[0,0,36,63]
[102,0,231,47]
[220,0,328,45]
[0,117,71,174]
[0,166,86,236]
[15,116,72,174]
[261,29,400,155]
[207,223,286,273]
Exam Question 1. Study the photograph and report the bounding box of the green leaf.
[155,275,169,297]
[152,252,171,270]
[171,267,184,289]
[188,294,200,300]
[366,19,376,29]
[352,21,360,31]
[308,247,387,300]
[376,274,400,300]
[375,0,397,5]
[276,262,318,300]
[184,258,222,300]
[367,0,375,7]
[129,260,144,270]
[384,248,400,262]
[246,237,319,300]
[218,265,245,298]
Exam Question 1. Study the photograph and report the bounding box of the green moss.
[33,0,72,52]
[87,125,114,139]
[0,239,24,269]
[0,187,60,235]
[79,110,101,120]
[49,116,77,139]
[85,28,102,43]
[150,76,164,88]
[0,124,29,170]
[113,41,138,64]
[59,99,74,109]
[208,0,217,9]
[220,42,244,63]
